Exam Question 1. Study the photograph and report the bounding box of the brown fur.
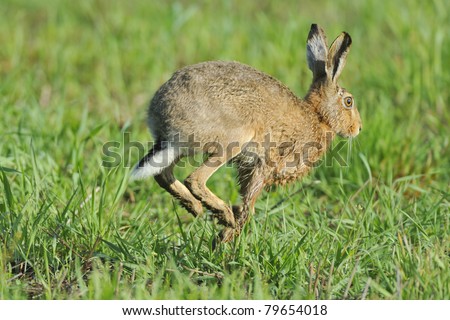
[132,24,362,244]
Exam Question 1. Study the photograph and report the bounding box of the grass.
[0,0,449,299]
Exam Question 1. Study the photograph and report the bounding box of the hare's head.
[306,24,362,138]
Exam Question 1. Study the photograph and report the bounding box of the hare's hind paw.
[212,206,235,228]
[220,227,237,243]
[212,227,237,250]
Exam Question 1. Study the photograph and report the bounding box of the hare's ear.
[327,32,352,82]
[306,24,328,81]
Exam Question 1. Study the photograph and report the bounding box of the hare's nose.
[359,126,362,132]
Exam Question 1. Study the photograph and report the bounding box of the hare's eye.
[343,96,353,108]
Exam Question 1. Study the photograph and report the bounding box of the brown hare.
[131,24,362,244]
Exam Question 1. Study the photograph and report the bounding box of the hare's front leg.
[184,152,237,228]
[219,165,265,243]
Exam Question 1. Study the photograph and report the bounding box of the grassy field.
[0,0,449,299]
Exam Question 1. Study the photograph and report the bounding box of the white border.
[0,300,448,320]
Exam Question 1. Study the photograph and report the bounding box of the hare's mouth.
[338,127,361,138]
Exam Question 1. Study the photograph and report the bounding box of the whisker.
[347,137,353,167]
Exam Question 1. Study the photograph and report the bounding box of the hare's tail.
[130,142,178,180]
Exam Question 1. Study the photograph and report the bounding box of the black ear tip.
[308,24,320,40]
[343,32,352,45]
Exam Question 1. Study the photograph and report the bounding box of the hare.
[131,24,361,243]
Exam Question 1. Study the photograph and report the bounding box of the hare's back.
[148,61,298,142]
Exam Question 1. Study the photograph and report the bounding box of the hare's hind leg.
[154,159,204,217]
[184,152,238,228]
